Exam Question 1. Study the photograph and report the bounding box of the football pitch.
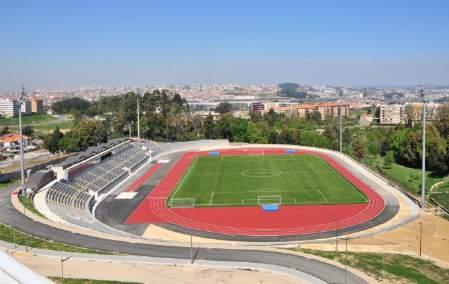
[167,154,368,207]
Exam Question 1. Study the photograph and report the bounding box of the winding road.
[0,185,367,283]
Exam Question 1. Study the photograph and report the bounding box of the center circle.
[241,169,282,178]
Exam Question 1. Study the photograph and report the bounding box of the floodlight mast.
[339,88,343,153]
[18,86,27,196]
[137,88,141,140]
[420,86,426,208]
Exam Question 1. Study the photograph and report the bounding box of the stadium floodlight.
[420,86,426,208]
[339,88,343,153]
[18,86,27,197]
[136,88,141,140]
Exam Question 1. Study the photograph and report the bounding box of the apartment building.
[250,101,350,120]
[0,99,19,118]
[21,100,32,115]
[380,104,404,125]
[31,99,44,114]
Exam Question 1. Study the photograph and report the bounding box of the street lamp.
[60,256,71,283]
[420,86,426,208]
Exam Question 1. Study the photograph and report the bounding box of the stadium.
[0,138,426,283]
[28,139,413,244]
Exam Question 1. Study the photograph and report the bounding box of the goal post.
[257,195,282,205]
[169,198,196,208]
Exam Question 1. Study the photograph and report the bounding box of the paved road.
[0,187,366,284]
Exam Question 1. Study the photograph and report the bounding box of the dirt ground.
[9,251,302,284]
[302,212,449,267]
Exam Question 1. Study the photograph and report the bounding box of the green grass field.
[168,154,368,207]
[0,113,73,133]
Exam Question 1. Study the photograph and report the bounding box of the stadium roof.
[55,138,129,168]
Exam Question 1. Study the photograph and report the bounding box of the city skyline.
[1,0,449,91]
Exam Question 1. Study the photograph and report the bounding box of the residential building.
[21,100,32,115]
[0,99,19,117]
[380,104,404,125]
[250,101,350,120]
[31,99,44,114]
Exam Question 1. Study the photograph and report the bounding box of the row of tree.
[48,91,449,177]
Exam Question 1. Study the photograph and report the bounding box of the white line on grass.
[209,192,215,205]
[318,189,329,203]
[170,157,198,199]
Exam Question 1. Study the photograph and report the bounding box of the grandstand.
[45,140,150,224]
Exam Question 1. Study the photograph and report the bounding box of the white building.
[21,100,32,115]
[380,104,404,125]
[0,99,19,117]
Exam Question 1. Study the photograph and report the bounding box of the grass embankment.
[432,182,449,212]
[0,223,112,254]
[294,248,449,284]
[51,278,140,284]
[363,155,444,196]
[19,196,45,218]
[0,113,73,133]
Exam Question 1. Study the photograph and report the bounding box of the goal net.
[169,198,196,208]
[257,195,282,205]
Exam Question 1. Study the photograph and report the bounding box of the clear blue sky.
[1,0,448,90]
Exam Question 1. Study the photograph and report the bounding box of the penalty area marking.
[241,169,282,178]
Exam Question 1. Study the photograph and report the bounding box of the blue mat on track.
[208,151,221,156]
[261,204,280,212]
[284,149,297,154]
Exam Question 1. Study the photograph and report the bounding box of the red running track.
[125,148,385,236]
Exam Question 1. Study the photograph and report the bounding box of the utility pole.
[420,86,426,208]
[335,219,339,251]
[136,89,141,140]
[339,88,343,153]
[18,86,27,196]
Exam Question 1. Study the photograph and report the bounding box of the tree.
[268,130,278,144]
[245,122,267,144]
[58,131,79,152]
[45,127,63,153]
[22,126,34,137]
[1,126,10,135]
[204,113,215,139]
[404,105,416,127]
[384,151,395,168]
[52,97,91,114]
[435,103,449,137]
[308,111,322,123]
[215,102,233,114]
[264,108,280,127]
[352,134,368,160]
